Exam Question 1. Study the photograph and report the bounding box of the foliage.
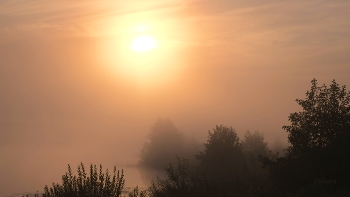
[262,79,350,193]
[196,125,245,179]
[42,162,125,197]
[149,157,193,197]
[149,127,272,197]
[242,130,269,170]
[242,131,271,195]
[127,186,149,197]
[195,125,250,195]
[149,157,214,197]
[139,118,184,170]
[242,131,269,157]
[285,79,350,153]
[148,125,248,197]
[181,135,204,165]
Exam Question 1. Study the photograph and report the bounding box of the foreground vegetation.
[26,79,350,196]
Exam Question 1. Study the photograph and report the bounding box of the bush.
[43,162,125,197]
[127,186,149,197]
[149,157,212,197]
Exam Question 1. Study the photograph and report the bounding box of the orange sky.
[1,0,350,195]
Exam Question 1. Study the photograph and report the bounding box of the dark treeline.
[28,79,350,197]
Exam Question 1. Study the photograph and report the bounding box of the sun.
[99,21,187,86]
[131,35,156,52]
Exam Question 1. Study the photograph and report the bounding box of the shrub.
[127,186,149,197]
[149,157,211,197]
[43,162,125,197]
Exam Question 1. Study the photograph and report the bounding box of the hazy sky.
[1,0,350,195]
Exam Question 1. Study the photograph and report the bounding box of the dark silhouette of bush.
[149,157,195,197]
[127,186,149,197]
[261,79,350,195]
[139,118,184,170]
[149,157,217,197]
[42,162,125,197]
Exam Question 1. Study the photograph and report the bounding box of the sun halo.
[131,35,156,52]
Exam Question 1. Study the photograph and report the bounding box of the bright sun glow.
[99,20,188,87]
[131,35,156,52]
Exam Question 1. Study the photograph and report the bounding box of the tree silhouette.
[262,79,350,193]
[242,130,269,168]
[242,131,270,191]
[196,125,247,194]
[139,118,184,170]
[197,125,244,174]
[149,126,273,196]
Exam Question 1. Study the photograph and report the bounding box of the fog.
[1,0,350,196]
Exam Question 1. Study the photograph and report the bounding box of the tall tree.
[196,125,244,174]
[196,125,247,194]
[262,79,350,193]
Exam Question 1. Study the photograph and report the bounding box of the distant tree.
[262,79,350,194]
[150,126,272,197]
[242,130,269,166]
[196,125,247,194]
[181,135,203,165]
[139,118,184,170]
[196,125,244,175]
[242,131,271,195]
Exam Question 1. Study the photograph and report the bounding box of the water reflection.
[120,165,167,188]
[137,166,167,186]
